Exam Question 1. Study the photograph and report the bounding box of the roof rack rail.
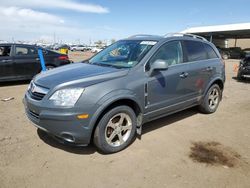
[128,34,159,38]
[164,33,207,41]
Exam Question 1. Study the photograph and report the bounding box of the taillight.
[58,55,68,60]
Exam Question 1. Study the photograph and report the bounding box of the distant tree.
[111,39,116,44]
[95,40,103,47]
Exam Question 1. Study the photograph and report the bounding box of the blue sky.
[0,0,249,44]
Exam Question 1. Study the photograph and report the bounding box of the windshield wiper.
[92,62,122,69]
[81,59,89,63]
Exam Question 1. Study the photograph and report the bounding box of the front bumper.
[23,93,93,145]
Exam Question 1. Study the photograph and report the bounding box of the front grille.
[28,110,39,119]
[28,82,49,101]
[28,90,46,100]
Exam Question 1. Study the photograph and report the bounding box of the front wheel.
[93,106,137,154]
[199,84,222,114]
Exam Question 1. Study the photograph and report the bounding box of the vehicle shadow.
[37,107,198,155]
[142,107,198,135]
[0,80,30,87]
[37,129,97,155]
[232,76,250,83]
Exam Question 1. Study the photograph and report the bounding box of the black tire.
[93,106,137,154]
[199,84,222,114]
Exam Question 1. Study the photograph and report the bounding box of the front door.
[0,45,14,81]
[144,40,197,118]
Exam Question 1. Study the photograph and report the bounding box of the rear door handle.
[179,72,189,78]
[206,67,213,71]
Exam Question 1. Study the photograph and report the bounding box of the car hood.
[34,63,129,89]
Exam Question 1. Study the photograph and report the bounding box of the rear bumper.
[23,93,93,145]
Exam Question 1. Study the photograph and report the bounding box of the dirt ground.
[0,53,250,188]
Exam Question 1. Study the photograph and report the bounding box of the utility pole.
[53,32,56,44]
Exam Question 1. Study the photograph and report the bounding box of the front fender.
[88,89,143,132]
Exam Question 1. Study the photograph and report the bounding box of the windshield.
[89,40,157,68]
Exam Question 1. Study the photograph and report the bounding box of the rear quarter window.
[203,43,218,59]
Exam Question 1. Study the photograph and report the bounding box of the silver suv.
[23,34,225,153]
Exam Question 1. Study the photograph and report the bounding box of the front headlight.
[27,80,33,91]
[49,88,84,107]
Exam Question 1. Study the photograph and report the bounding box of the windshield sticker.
[128,61,134,65]
[140,41,157,45]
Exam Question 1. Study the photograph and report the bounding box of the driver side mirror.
[148,59,168,76]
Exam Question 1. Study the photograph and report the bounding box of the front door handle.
[179,72,189,78]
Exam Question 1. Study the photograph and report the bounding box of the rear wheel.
[199,84,221,114]
[94,106,137,154]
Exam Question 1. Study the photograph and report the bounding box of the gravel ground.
[0,55,250,188]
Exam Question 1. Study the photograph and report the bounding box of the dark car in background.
[243,48,250,56]
[228,47,246,59]
[237,56,250,80]
[217,47,230,59]
[0,43,70,82]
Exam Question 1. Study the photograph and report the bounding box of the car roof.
[122,34,211,44]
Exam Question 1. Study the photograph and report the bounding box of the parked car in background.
[0,43,71,82]
[56,44,70,50]
[91,47,103,53]
[237,56,250,80]
[243,48,250,56]
[228,47,246,59]
[70,45,88,51]
[24,34,225,153]
[216,47,230,59]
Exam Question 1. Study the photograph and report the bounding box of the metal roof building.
[181,23,250,39]
[181,23,250,47]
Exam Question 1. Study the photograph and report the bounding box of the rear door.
[182,40,218,96]
[0,45,14,81]
[13,45,41,79]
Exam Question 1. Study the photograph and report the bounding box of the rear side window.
[184,40,206,62]
[203,43,218,59]
[15,46,37,56]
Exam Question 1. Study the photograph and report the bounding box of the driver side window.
[146,41,183,71]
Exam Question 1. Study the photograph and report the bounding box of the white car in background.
[70,45,86,51]
[91,47,103,53]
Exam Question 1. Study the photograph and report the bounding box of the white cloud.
[1,0,109,14]
[0,6,107,43]
[0,2,115,43]
[0,6,64,25]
